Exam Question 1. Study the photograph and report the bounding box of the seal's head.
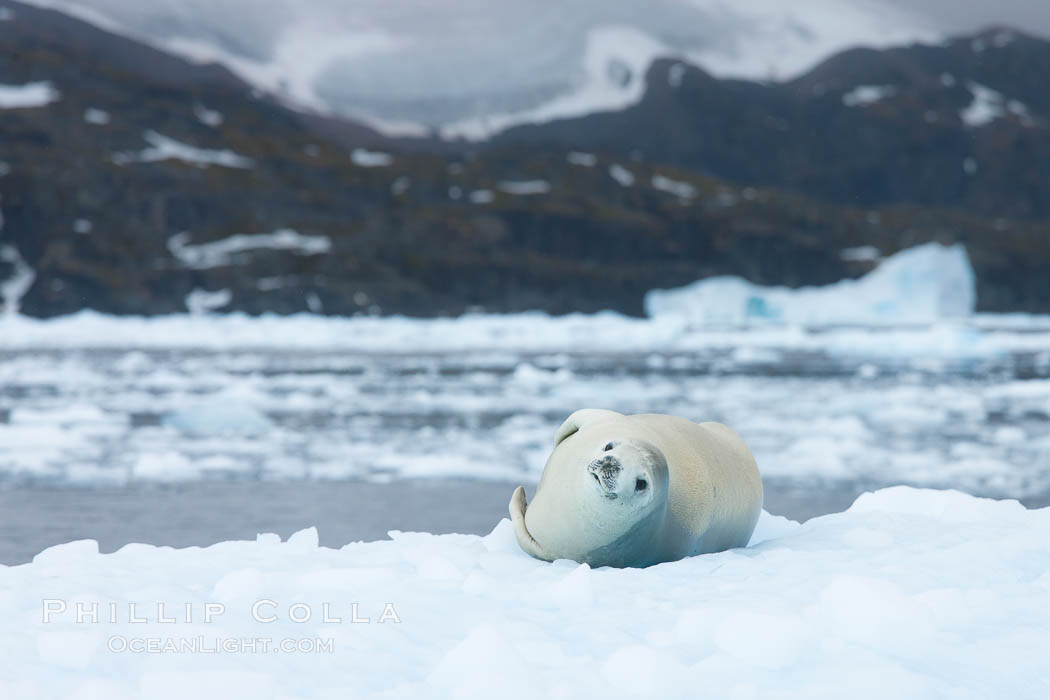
[510,409,672,568]
[586,438,663,510]
[571,434,671,567]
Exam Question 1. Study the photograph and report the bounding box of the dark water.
[5,478,1046,566]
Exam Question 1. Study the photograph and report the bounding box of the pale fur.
[509,409,763,568]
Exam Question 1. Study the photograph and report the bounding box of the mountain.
[1,2,1049,319]
[489,29,1050,220]
[15,0,937,137]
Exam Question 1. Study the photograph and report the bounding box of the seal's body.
[509,409,762,568]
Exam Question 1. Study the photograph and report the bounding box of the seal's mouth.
[588,457,621,498]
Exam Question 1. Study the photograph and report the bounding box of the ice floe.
[4,488,1048,698]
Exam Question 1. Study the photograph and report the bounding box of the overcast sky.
[890,0,1049,38]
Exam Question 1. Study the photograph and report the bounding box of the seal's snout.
[588,456,621,496]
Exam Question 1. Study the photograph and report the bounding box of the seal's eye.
[635,478,647,492]
[603,442,615,452]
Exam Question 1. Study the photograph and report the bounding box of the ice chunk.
[162,399,271,437]
[286,526,319,550]
[644,242,976,325]
[32,539,99,565]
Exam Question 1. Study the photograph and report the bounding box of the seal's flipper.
[509,486,553,562]
[553,408,623,446]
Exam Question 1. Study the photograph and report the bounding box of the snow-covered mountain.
[20,0,941,139]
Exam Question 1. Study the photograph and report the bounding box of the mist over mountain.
[19,0,938,136]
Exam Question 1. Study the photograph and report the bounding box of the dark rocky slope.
[1,2,1048,318]
[491,29,1050,221]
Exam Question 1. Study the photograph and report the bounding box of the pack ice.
[4,487,1049,699]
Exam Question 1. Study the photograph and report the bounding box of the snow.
[0,244,36,315]
[390,176,410,195]
[20,0,938,140]
[469,189,494,204]
[72,219,92,235]
[439,26,678,141]
[185,287,232,314]
[3,488,1048,698]
[645,242,975,325]
[193,103,223,127]
[82,107,110,125]
[497,180,550,196]
[567,151,597,167]
[113,131,252,168]
[350,148,393,167]
[651,174,696,199]
[960,83,1005,127]
[0,81,60,108]
[668,61,686,87]
[842,84,896,107]
[168,229,331,269]
[608,163,635,187]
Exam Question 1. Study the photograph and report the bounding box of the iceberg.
[644,242,976,325]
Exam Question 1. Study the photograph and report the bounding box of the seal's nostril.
[603,442,614,452]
